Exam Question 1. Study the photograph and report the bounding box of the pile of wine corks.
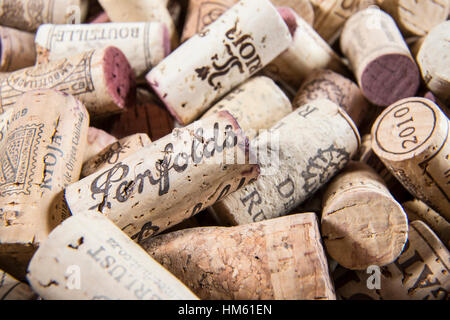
[0,0,448,301]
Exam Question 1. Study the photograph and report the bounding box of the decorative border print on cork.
[35,22,170,78]
[371,97,450,221]
[146,0,292,125]
[26,213,199,300]
[1,269,38,300]
[142,213,336,300]
[0,89,89,281]
[340,7,420,107]
[211,99,360,226]
[65,111,260,244]
[334,220,450,300]
[0,0,88,32]
[0,47,136,119]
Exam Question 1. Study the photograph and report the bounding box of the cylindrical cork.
[416,21,450,106]
[264,8,347,90]
[83,127,118,163]
[211,99,360,226]
[89,11,110,24]
[0,0,88,32]
[334,220,450,300]
[26,213,198,300]
[378,0,450,37]
[0,47,136,119]
[82,133,152,177]
[142,213,336,300]
[65,111,260,244]
[371,97,450,221]
[293,69,370,127]
[403,200,450,250]
[340,7,420,107]
[1,269,38,300]
[97,0,179,50]
[0,26,36,72]
[35,22,170,79]
[310,0,376,44]
[0,90,89,280]
[271,0,315,25]
[321,161,409,270]
[146,0,292,125]
[201,76,292,139]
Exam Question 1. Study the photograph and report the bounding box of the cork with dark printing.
[0,269,38,300]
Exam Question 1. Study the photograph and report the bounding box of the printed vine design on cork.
[0,0,25,28]
[197,2,230,33]
[195,21,262,90]
[0,123,43,197]
[302,145,350,194]
[0,51,95,109]
[26,0,46,28]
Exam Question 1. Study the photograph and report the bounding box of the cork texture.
[0,26,36,72]
[0,269,37,300]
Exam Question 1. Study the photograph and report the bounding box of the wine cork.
[334,220,450,300]
[26,213,198,300]
[35,22,170,79]
[340,7,420,107]
[147,0,292,125]
[212,99,360,226]
[82,133,152,178]
[378,0,450,37]
[97,0,179,50]
[416,21,450,106]
[201,76,292,139]
[0,26,36,72]
[0,90,89,280]
[271,0,315,25]
[0,0,88,32]
[293,69,370,127]
[403,200,450,249]
[65,111,260,244]
[142,213,336,300]
[371,97,450,221]
[310,0,376,44]
[0,269,38,300]
[264,8,347,90]
[83,127,118,163]
[321,161,409,270]
[0,47,136,119]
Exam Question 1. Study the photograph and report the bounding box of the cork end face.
[277,7,297,37]
[360,54,420,107]
[103,46,137,110]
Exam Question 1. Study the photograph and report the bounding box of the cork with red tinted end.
[142,213,336,300]
[89,11,110,24]
[293,69,369,127]
[340,7,420,107]
[333,220,450,300]
[371,97,450,221]
[0,26,36,72]
[0,269,38,300]
[0,47,136,119]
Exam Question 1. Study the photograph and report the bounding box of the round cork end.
[277,7,298,37]
[360,53,420,107]
[102,46,136,110]
[322,189,408,270]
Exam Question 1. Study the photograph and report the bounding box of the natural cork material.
[82,133,151,177]
[35,22,169,78]
[0,26,36,72]
[378,0,450,37]
[0,90,89,280]
[146,0,292,125]
[321,161,409,270]
[293,69,370,127]
[403,199,450,250]
[416,21,450,106]
[0,0,88,32]
[142,213,336,300]
[26,213,199,300]
[334,220,450,300]
[371,97,450,221]
[65,111,260,244]
[340,7,420,107]
[0,269,38,300]
[0,47,136,119]
[83,127,118,163]
[265,8,347,90]
[212,99,360,226]
[201,76,292,139]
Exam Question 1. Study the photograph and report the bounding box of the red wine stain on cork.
[277,7,297,37]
